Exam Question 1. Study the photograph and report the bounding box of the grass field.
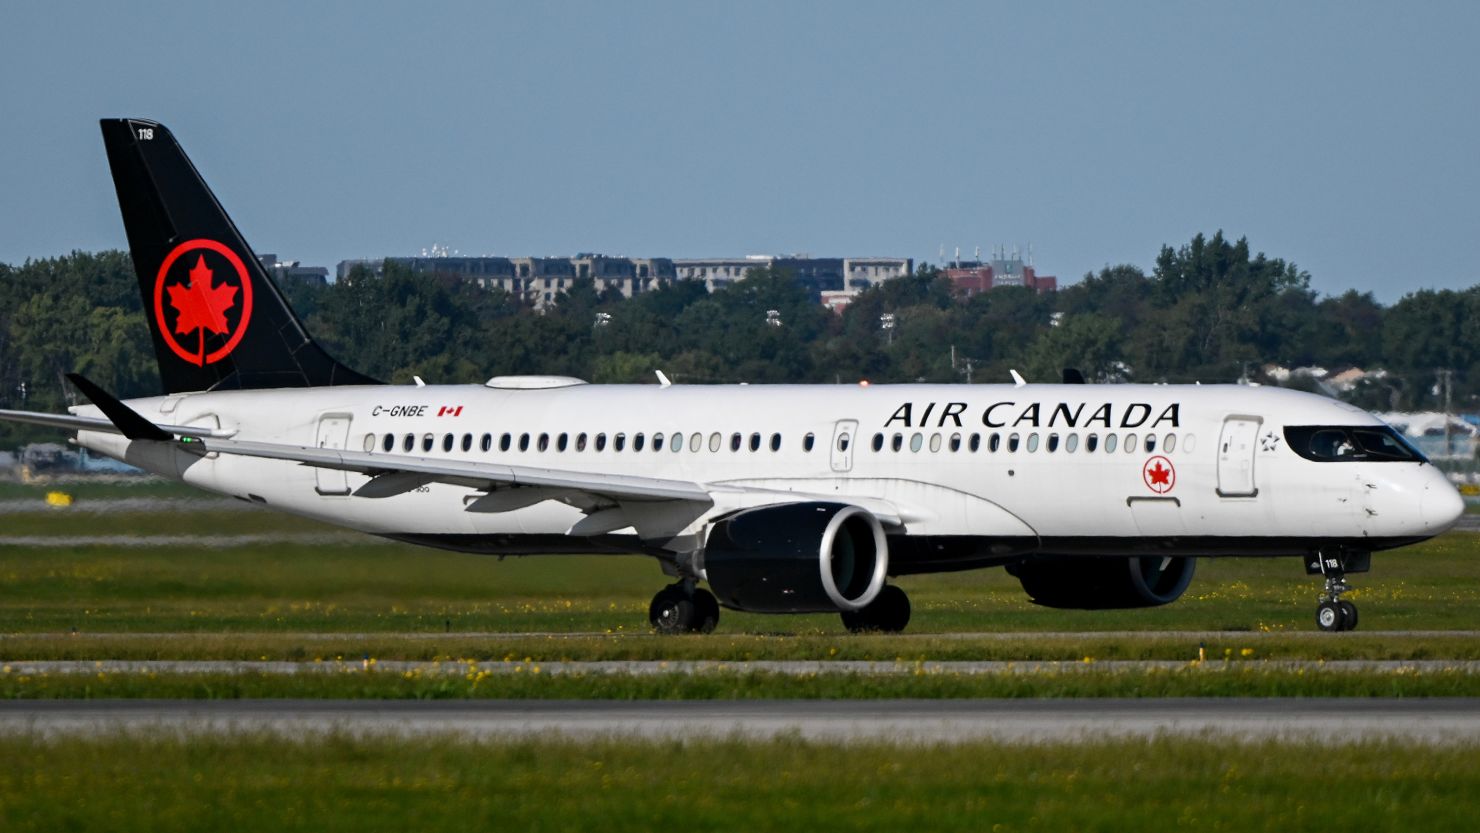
[2,734,1478,832]
[2,504,1477,633]
[4,666,1480,699]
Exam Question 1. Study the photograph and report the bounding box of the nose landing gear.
[1308,550,1368,632]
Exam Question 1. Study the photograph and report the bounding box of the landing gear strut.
[1310,551,1363,632]
[649,582,719,634]
[840,584,911,633]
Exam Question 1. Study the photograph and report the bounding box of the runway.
[4,698,1480,743]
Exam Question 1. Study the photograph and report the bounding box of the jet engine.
[704,502,889,613]
[1007,555,1196,609]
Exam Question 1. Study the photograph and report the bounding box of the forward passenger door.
[1216,416,1261,497]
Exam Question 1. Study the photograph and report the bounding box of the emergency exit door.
[314,414,353,495]
[1216,416,1261,497]
[830,419,858,473]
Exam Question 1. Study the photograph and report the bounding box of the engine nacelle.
[704,502,889,613]
[1008,556,1196,609]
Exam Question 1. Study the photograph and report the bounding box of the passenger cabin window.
[461,433,472,452]
[1008,433,1020,452]
[557,433,569,452]
[614,433,626,452]
[950,433,961,452]
[1104,434,1118,453]
[596,433,607,452]
[1124,433,1137,453]
[519,433,531,452]
[1284,425,1427,463]
[634,433,645,452]
[730,433,742,452]
[383,434,395,453]
[838,432,851,452]
[422,434,435,452]
[909,433,922,452]
[891,433,903,452]
[1065,433,1079,453]
[1026,433,1040,453]
[1086,433,1098,452]
[576,433,588,452]
[538,433,550,452]
[653,433,664,452]
[750,433,762,452]
[708,433,722,452]
[1163,434,1176,453]
[770,433,782,451]
[804,433,816,452]
[1145,434,1156,453]
[442,434,454,452]
[1046,433,1059,453]
[929,434,941,452]
[872,433,885,452]
[403,434,415,453]
[500,433,512,452]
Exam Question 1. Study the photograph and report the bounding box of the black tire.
[1316,601,1343,632]
[692,588,720,634]
[649,587,695,635]
[841,585,911,633]
[1338,600,1359,632]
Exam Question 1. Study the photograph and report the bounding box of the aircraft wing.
[196,436,712,503]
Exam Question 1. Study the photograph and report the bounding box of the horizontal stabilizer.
[65,374,170,441]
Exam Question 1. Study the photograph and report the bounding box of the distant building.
[258,254,328,285]
[673,255,911,298]
[943,247,1056,297]
[336,255,677,308]
[340,253,911,309]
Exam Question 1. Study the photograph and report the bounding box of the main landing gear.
[1309,550,1367,632]
[648,582,719,634]
[840,585,912,633]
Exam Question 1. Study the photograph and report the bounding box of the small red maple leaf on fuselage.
[1148,462,1170,485]
[167,255,237,336]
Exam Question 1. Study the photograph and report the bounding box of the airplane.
[0,118,1465,634]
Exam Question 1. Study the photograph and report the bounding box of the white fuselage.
[74,381,1463,568]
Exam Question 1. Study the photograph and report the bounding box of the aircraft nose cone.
[1421,478,1465,532]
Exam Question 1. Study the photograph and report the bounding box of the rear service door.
[830,419,858,473]
[314,414,353,495]
[1216,416,1261,497]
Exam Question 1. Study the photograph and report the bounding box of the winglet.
[655,370,673,388]
[65,374,171,441]
[1009,369,1027,387]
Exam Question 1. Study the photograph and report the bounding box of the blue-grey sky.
[2,1,1476,301]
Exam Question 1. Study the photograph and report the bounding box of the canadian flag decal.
[437,406,464,417]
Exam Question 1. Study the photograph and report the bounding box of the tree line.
[1,232,1476,446]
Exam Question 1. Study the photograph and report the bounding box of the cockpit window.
[1284,425,1427,463]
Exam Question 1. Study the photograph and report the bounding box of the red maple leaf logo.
[152,239,254,367]
[167,255,237,337]
[1148,462,1170,485]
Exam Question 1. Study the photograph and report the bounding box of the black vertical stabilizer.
[100,118,379,394]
